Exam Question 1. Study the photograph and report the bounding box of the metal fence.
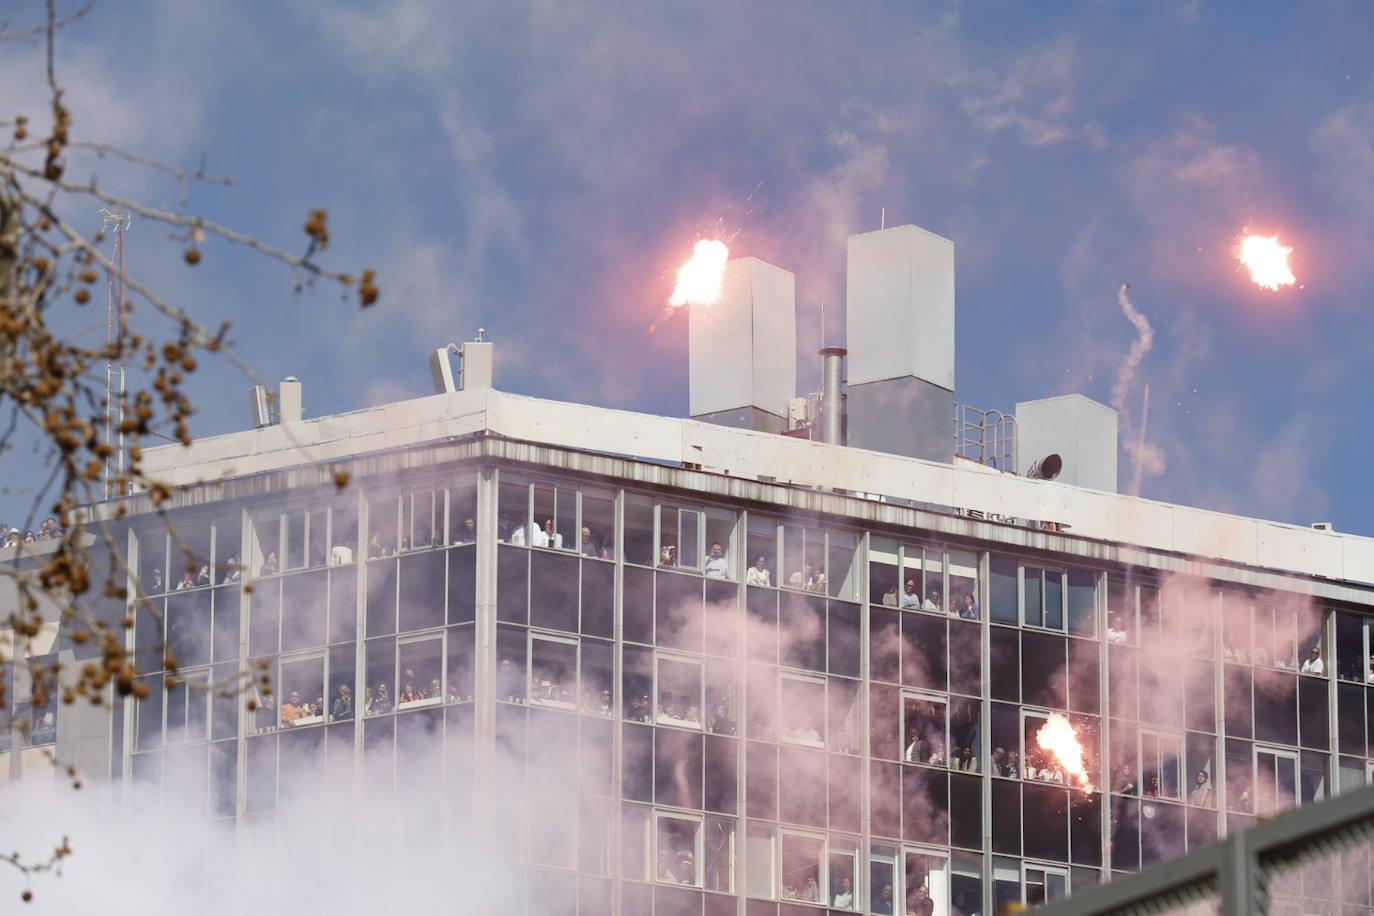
[1033,783,1374,916]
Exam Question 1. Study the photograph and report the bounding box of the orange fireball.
[1237,234,1296,291]
[669,239,729,307]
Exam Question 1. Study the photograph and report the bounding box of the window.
[903,847,949,916]
[532,481,577,551]
[279,653,325,727]
[1140,729,1183,800]
[581,488,614,560]
[657,504,706,570]
[623,494,655,566]
[656,655,703,728]
[828,838,861,911]
[903,693,948,766]
[400,485,445,551]
[497,474,530,544]
[330,502,357,566]
[947,548,979,620]
[397,635,444,707]
[780,675,826,747]
[1254,746,1299,815]
[1024,566,1065,630]
[702,817,735,893]
[869,536,899,606]
[780,832,824,902]
[528,795,577,869]
[1023,862,1069,906]
[366,494,398,558]
[746,824,775,899]
[655,813,701,886]
[449,480,477,544]
[530,634,578,709]
[747,515,779,589]
[869,844,898,915]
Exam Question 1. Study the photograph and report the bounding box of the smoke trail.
[1111,284,1164,495]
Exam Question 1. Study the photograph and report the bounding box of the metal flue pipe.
[819,347,847,445]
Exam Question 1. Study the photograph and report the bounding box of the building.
[3,227,1374,915]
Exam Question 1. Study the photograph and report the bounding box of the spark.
[668,239,729,308]
[1036,713,1094,793]
[1237,234,1296,291]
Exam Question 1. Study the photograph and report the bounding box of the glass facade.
[10,459,1374,914]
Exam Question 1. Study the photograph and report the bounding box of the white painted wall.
[1016,394,1119,492]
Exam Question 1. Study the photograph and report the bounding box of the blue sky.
[4,1,1374,536]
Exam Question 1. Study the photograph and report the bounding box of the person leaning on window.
[745,556,771,587]
[331,684,353,720]
[900,579,921,609]
[704,542,731,579]
[1301,645,1325,675]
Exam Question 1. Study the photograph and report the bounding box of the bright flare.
[669,239,729,307]
[1238,235,1296,291]
[1036,714,1094,793]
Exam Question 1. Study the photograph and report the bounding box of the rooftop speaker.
[1027,453,1063,481]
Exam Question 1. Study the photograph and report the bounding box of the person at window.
[832,875,855,909]
[281,690,308,725]
[832,727,857,754]
[371,681,393,715]
[222,557,242,583]
[658,692,679,721]
[1189,770,1213,806]
[789,714,822,744]
[331,684,353,720]
[788,563,811,590]
[907,884,935,916]
[992,747,1009,777]
[809,569,827,592]
[629,694,650,722]
[903,731,925,764]
[873,882,894,915]
[259,550,278,576]
[398,682,419,705]
[656,850,678,884]
[498,512,516,544]
[1006,750,1021,779]
[428,678,442,700]
[798,875,820,903]
[704,542,731,579]
[923,588,943,612]
[147,567,164,592]
[1144,774,1161,797]
[312,695,325,717]
[683,702,702,725]
[1301,645,1325,674]
[496,656,521,702]
[366,534,386,559]
[1236,787,1252,812]
[196,564,212,586]
[175,571,194,590]
[958,592,980,619]
[598,688,613,716]
[745,556,771,587]
[956,745,978,772]
[580,526,601,558]
[659,542,678,567]
[1107,611,1128,644]
[255,694,276,730]
[881,584,899,606]
[927,740,946,767]
[532,517,561,549]
[900,579,921,609]
[1113,765,1137,794]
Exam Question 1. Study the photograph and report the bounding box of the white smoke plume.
[1111,284,1165,495]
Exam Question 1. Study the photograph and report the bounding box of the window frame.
[903,690,951,767]
[654,810,705,888]
[1022,860,1070,906]
[654,652,705,730]
[528,630,579,711]
[779,672,827,748]
[1138,727,1184,801]
[1022,565,1067,632]
[1253,744,1301,815]
[779,828,827,904]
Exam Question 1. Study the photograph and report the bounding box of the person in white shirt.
[922,588,942,612]
[831,876,854,909]
[745,556,771,587]
[704,542,731,579]
[788,714,822,744]
[1301,645,1325,675]
[899,579,921,609]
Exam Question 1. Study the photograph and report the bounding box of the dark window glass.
[249,584,279,657]
[870,761,901,839]
[622,723,652,801]
[1109,647,1138,721]
[828,601,861,677]
[828,752,862,832]
[1187,805,1217,850]
[657,571,704,653]
[704,579,738,657]
[903,613,946,691]
[1023,783,1069,862]
[530,708,579,795]
[704,735,737,813]
[1138,653,1184,729]
[363,714,394,794]
[1224,665,1253,738]
[1067,569,1097,636]
[949,620,981,697]
[745,586,779,663]
[949,772,982,849]
[1253,670,1297,746]
[213,586,241,664]
[1337,683,1366,756]
[167,588,212,668]
[280,570,327,650]
[1024,567,1044,628]
[1070,790,1102,865]
[780,594,825,673]
[991,779,1021,855]
[1111,796,1140,870]
[870,607,901,684]
[1298,676,1329,749]
[496,627,527,703]
[395,551,444,633]
[209,740,236,818]
[1045,571,1064,630]
[1067,637,1100,714]
[778,746,827,828]
[989,628,1019,702]
[1023,631,1067,710]
[624,566,654,645]
[746,741,778,819]
[581,559,614,638]
[870,685,900,760]
[329,568,356,643]
[1141,801,1185,866]
[622,646,653,722]
[990,555,1018,624]
[1185,660,1215,733]
[445,546,475,625]
[365,559,398,637]
[530,550,579,633]
[496,548,528,625]
[902,766,948,845]
[655,727,704,809]
[246,735,276,813]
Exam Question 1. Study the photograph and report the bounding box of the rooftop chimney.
[689,257,796,434]
[818,347,847,445]
[279,377,303,424]
[844,225,955,462]
[1015,394,1118,491]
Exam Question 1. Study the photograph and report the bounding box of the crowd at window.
[1,517,62,547]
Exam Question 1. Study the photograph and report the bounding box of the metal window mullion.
[980,547,994,916]
[610,485,625,916]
